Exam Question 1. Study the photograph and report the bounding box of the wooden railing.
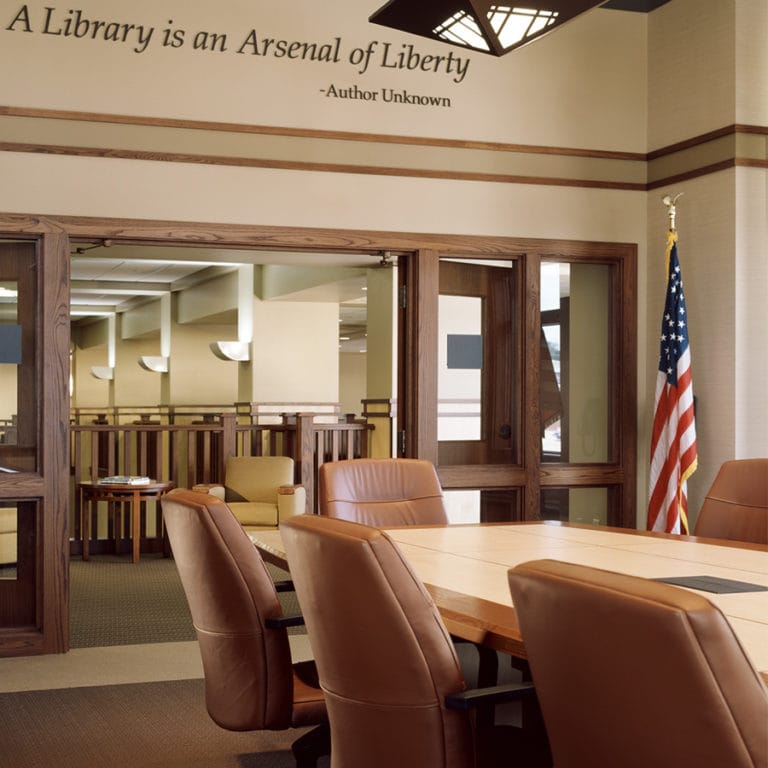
[69,412,374,554]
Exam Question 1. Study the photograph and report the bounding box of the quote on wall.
[5,4,475,108]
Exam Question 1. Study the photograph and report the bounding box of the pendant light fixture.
[369,1,605,56]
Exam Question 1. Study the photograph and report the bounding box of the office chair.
[194,455,306,532]
[318,458,448,525]
[282,514,550,768]
[318,457,499,689]
[693,458,768,545]
[508,559,768,768]
[160,489,328,767]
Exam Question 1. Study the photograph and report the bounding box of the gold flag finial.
[662,193,684,232]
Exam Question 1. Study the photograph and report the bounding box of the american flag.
[647,231,698,534]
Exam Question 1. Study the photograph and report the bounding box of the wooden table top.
[78,480,174,493]
[251,521,768,683]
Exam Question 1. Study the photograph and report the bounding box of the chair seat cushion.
[228,501,279,527]
[290,662,327,728]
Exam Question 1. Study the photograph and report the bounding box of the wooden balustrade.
[69,412,375,555]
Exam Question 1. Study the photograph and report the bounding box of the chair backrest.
[281,514,474,768]
[318,458,448,525]
[693,458,768,544]
[224,455,295,504]
[160,488,295,731]
[508,559,768,768]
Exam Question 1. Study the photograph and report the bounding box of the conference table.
[251,521,768,684]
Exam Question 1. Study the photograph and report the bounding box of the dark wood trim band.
[648,124,768,160]
[647,159,736,190]
[0,141,646,191]
[0,105,645,161]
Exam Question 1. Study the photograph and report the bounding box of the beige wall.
[339,352,366,417]
[165,322,240,404]
[249,299,339,403]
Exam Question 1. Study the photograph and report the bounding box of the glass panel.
[0,280,19,448]
[443,488,523,524]
[442,489,481,524]
[438,258,519,467]
[0,502,18,580]
[438,295,482,441]
[541,262,610,463]
[541,487,608,526]
[0,242,37,472]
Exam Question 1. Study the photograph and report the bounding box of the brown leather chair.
[693,458,768,544]
[160,489,328,767]
[318,457,499,689]
[508,559,768,768]
[282,514,546,768]
[318,458,448,525]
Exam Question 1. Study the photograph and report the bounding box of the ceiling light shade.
[369,0,604,56]
[209,341,250,362]
[138,355,169,373]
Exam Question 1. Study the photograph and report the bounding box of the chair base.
[291,722,330,768]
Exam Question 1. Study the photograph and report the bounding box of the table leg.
[132,489,140,564]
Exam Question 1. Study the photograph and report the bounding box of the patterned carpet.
[0,556,322,768]
[0,678,327,768]
[69,553,299,648]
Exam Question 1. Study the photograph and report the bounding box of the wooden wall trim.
[2,107,763,192]
[0,105,645,161]
[0,141,647,191]
[647,124,768,160]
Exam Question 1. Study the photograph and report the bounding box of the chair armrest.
[265,613,305,629]
[192,483,225,500]
[277,484,307,520]
[445,682,536,711]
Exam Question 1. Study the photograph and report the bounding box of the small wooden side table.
[77,480,175,564]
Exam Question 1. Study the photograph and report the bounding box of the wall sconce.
[369,0,604,56]
[138,355,169,373]
[90,366,114,380]
[209,341,250,362]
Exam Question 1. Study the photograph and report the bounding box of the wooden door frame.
[0,213,636,656]
[403,242,637,528]
[0,232,70,656]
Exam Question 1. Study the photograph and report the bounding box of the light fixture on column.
[138,355,169,373]
[209,341,250,362]
[369,0,604,56]
[90,366,114,380]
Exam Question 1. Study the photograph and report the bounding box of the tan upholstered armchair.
[194,456,306,532]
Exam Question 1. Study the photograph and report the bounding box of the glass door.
[0,236,70,655]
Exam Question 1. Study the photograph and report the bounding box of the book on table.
[99,476,151,486]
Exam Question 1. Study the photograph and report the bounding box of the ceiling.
[70,243,389,354]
